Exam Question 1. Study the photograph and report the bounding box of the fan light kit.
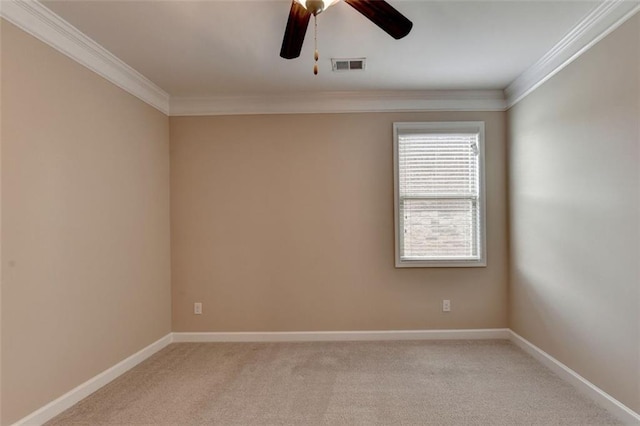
[281,0,412,75]
[294,0,340,15]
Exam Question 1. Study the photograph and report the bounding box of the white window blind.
[393,122,486,267]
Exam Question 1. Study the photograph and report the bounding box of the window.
[393,122,486,267]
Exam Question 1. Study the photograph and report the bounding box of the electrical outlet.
[194,302,202,315]
[442,299,451,312]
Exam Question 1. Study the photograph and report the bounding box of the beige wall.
[0,18,3,424]
[170,111,508,332]
[1,20,172,425]
[508,14,640,412]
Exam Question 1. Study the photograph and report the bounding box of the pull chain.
[313,14,319,75]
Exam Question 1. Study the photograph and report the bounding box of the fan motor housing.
[305,0,326,15]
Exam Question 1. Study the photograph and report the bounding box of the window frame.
[393,121,487,268]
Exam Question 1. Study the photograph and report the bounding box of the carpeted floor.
[47,340,621,425]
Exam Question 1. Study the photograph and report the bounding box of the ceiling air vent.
[331,58,366,72]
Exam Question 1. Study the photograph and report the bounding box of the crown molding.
[170,90,507,116]
[0,0,170,114]
[505,0,640,108]
[3,0,637,116]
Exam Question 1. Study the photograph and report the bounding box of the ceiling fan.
[280,0,413,70]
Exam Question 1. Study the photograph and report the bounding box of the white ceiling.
[42,0,599,98]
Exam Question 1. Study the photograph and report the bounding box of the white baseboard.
[509,330,640,425]
[172,328,510,343]
[11,333,173,426]
[13,329,638,425]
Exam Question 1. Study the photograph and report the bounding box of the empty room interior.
[1,0,639,424]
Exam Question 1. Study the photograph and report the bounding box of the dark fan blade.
[344,0,412,40]
[280,1,312,59]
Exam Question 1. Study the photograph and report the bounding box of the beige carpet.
[47,340,621,425]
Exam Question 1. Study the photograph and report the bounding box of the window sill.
[395,258,487,268]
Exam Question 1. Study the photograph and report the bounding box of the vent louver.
[331,58,366,72]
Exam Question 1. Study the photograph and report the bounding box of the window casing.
[393,122,486,267]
